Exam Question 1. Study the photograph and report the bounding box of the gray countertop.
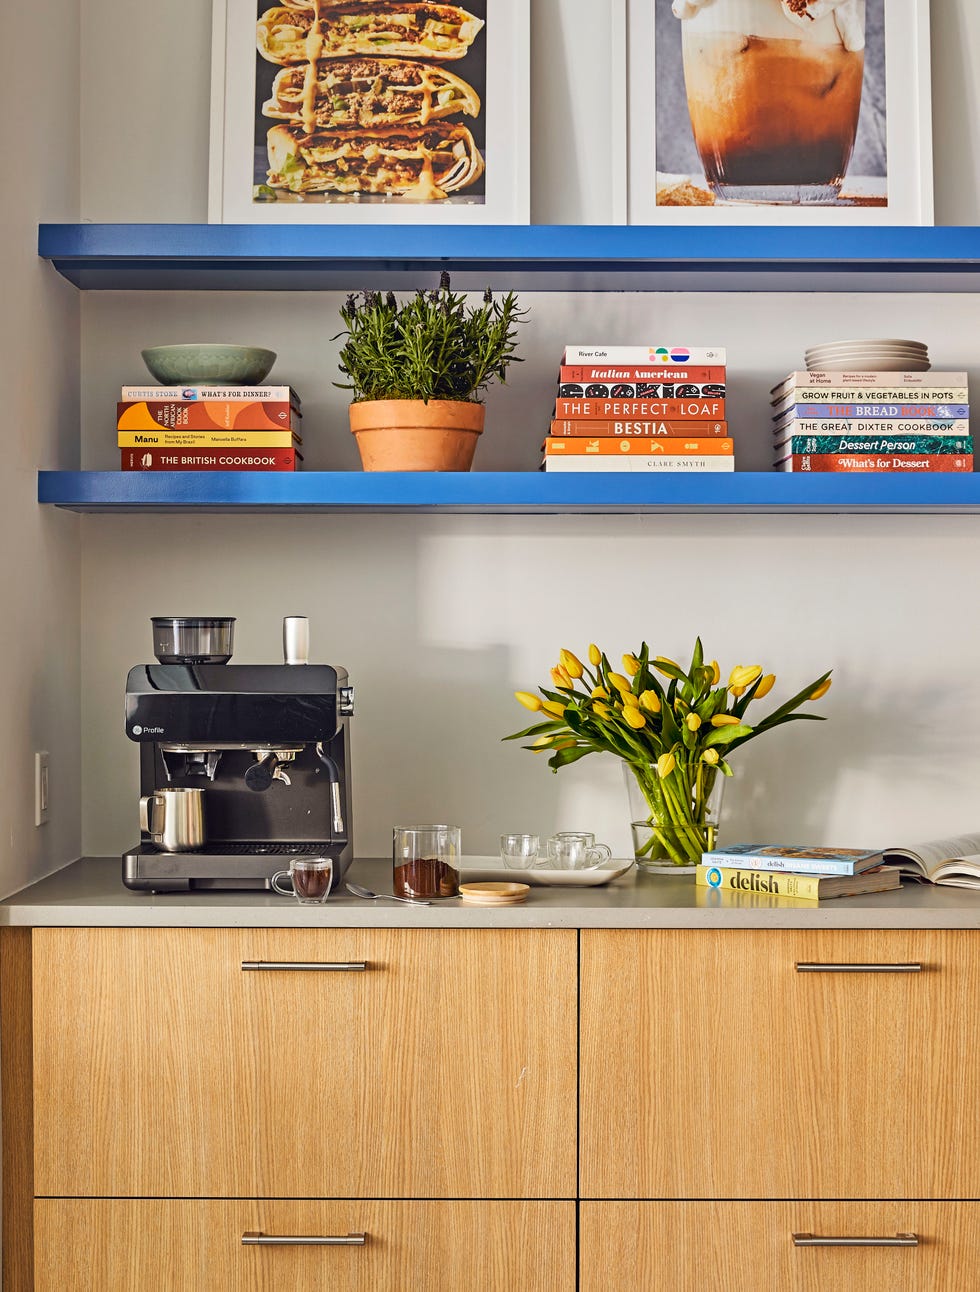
[3,856,980,929]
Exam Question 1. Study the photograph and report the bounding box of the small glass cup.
[546,835,612,870]
[270,856,333,903]
[500,833,540,869]
[393,824,461,898]
[552,831,600,848]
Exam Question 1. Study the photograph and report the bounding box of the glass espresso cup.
[500,833,540,868]
[678,0,866,204]
[271,857,333,903]
[546,835,612,870]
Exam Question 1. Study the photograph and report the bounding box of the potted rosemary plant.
[335,271,527,471]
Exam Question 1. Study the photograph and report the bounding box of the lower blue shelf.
[36,470,980,514]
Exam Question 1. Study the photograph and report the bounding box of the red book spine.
[560,365,725,383]
[120,448,300,471]
[550,419,728,437]
[777,454,974,473]
[555,399,726,420]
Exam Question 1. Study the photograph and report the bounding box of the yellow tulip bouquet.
[505,639,832,868]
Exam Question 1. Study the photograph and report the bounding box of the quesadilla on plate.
[266,121,485,198]
[264,58,480,129]
[257,3,484,64]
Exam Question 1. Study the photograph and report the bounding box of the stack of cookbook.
[117,385,303,472]
[771,342,971,473]
[696,843,901,901]
[542,345,731,472]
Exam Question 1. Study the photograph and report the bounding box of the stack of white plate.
[805,338,930,372]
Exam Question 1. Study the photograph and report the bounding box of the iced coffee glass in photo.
[677,0,866,203]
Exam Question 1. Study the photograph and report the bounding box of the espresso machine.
[122,616,354,892]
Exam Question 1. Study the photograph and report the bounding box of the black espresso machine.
[122,616,354,891]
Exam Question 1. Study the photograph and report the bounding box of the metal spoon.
[345,881,431,907]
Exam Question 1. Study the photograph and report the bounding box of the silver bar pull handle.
[242,1231,367,1246]
[241,960,368,972]
[795,962,922,974]
[793,1232,918,1248]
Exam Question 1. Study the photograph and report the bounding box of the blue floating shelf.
[37,224,980,293]
[36,471,980,515]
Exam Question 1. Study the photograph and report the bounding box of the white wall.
[0,1,82,897]
[69,1,980,862]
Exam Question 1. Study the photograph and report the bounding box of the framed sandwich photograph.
[209,0,529,224]
[625,0,933,226]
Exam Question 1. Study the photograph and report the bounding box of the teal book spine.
[777,435,973,456]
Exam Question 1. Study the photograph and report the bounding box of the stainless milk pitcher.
[139,787,207,852]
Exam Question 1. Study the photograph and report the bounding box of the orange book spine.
[117,400,300,432]
[555,398,726,420]
[549,419,728,437]
[544,437,734,456]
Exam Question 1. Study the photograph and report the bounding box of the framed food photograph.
[625,0,933,226]
[209,0,529,224]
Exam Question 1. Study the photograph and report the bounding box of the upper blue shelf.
[36,471,980,515]
[38,224,980,293]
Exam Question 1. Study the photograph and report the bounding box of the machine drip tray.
[122,841,340,891]
[147,842,332,856]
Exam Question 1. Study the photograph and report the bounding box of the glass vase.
[623,760,726,876]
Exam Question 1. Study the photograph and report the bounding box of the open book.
[883,834,980,889]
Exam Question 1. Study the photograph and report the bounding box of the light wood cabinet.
[6,921,980,1289]
[2,926,577,1290]
[580,1202,980,1292]
[32,927,577,1199]
[35,1200,574,1292]
[578,928,980,1291]
[580,928,980,1199]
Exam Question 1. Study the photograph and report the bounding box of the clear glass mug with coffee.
[393,825,461,899]
[675,0,866,204]
[271,856,333,904]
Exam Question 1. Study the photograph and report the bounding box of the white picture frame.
[209,0,529,224]
[625,0,934,226]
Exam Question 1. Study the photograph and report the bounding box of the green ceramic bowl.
[140,344,277,385]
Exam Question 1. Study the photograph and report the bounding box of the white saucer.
[458,857,636,887]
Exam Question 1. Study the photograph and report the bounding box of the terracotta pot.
[349,399,485,471]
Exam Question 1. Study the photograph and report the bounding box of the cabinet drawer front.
[34,928,577,1198]
[33,929,255,1197]
[581,1202,980,1292]
[580,929,980,1198]
[36,1199,575,1292]
[247,927,576,1197]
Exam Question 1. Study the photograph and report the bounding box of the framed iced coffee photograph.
[626,0,934,225]
[208,0,529,224]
